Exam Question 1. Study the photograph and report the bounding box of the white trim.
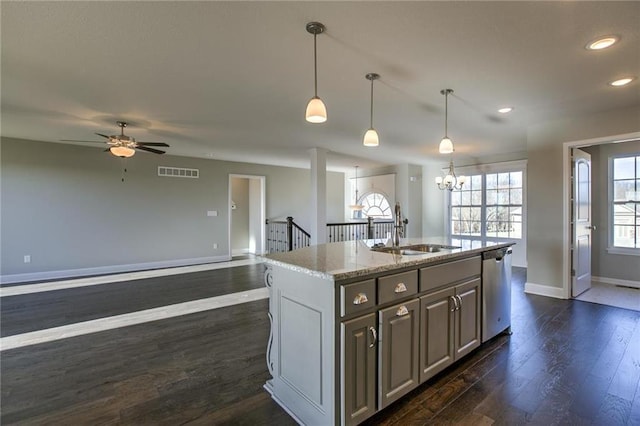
[453,159,528,175]
[232,248,251,256]
[592,276,640,289]
[0,255,231,285]
[562,131,640,300]
[228,174,267,258]
[606,247,640,256]
[524,282,567,299]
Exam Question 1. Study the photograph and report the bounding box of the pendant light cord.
[444,91,448,137]
[313,33,318,97]
[370,78,374,128]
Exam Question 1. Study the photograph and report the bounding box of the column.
[309,148,327,245]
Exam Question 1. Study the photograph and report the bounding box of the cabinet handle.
[369,327,377,348]
[450,296,458,312]
[456,295,463,309]
[353,293,369,305]
[394,282,407,293]
[396,305,409,317]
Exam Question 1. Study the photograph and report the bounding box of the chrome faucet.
[393,202,402,247]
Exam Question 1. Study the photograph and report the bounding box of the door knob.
[586,225,597,230]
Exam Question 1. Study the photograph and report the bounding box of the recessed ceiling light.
[609,77,635,87]
[586,36,619,50]
[498,107,513,114]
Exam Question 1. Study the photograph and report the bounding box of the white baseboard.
[592,276,640,289]
[0,255,231,285]
[524,282,567,299]
[232,248,251,256]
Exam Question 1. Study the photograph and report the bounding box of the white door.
[572,148,592,297]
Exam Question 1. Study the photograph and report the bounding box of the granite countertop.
[263,237,515,281]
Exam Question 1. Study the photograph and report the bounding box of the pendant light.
[363,73,380,147]
[439,89,454,154]
[349,166,364,211]
[305,22,327,123]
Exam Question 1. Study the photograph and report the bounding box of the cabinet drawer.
[420,256,481,292]
[341,279,376,317]
[378,270,418,305]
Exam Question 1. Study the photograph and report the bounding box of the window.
[611,155,639,249]
[448,164,525,243]
[355,192,393,220]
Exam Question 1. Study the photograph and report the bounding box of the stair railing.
[266,217,311,253]
[266,216,401,253]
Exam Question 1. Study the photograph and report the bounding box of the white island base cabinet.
[263,266,336,426]
[265,252,487,426]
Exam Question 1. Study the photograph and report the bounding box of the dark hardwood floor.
[2,266,639,425]
[0,263,266,336]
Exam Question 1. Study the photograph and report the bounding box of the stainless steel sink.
[371,243,461,255]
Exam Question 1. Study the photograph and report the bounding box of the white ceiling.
[2,2,639,171]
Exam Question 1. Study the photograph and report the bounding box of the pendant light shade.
[363,128,379,147]
[306,97,327,123]
[439,137,453,154]
[363,73,380,147]
[305,22,327,123]
[439,89,454,154]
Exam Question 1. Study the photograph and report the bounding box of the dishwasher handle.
[483,247,512,261]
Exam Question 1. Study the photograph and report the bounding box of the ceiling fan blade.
[136,146,166,155]
[136,142,170,147]
[60,139,104,143]
[95,133,111,139]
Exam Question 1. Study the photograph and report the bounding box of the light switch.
[207,210,218,217]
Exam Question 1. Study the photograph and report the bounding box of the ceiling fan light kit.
[63,121,170,158]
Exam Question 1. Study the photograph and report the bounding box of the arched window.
[356,192,393,220]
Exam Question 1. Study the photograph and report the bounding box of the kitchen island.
[263,237,514,426]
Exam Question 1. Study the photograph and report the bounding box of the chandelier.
[435,160,467,191]
[349,166,364,210]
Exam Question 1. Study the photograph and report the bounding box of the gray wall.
[526,105,640,291]
[1,137,345,278]
[582,141,640,282]
[231,177,250,252]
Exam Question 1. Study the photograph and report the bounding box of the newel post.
[367,216,374,239]
[286,217,294,251]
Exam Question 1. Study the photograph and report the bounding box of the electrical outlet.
[213,243,218,249]
[207,210,218,217]
[24,255,31,263]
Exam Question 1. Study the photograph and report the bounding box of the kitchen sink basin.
[371,243,461,255]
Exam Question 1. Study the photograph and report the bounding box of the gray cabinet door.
[455,278,481,359]
[378,298,419,409]
[419,287,455,383]
[342,313,377,426]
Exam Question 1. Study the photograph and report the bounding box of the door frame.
[561,131,640,299]
[228,174,266,256]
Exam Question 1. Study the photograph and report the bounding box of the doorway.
[229,175,266,256]
[562,132,640,307]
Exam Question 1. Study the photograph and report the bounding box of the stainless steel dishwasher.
[482,247,512,342]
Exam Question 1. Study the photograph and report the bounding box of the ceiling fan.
[62,121,169,158]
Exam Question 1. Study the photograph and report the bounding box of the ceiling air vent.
[158,166,199,179]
